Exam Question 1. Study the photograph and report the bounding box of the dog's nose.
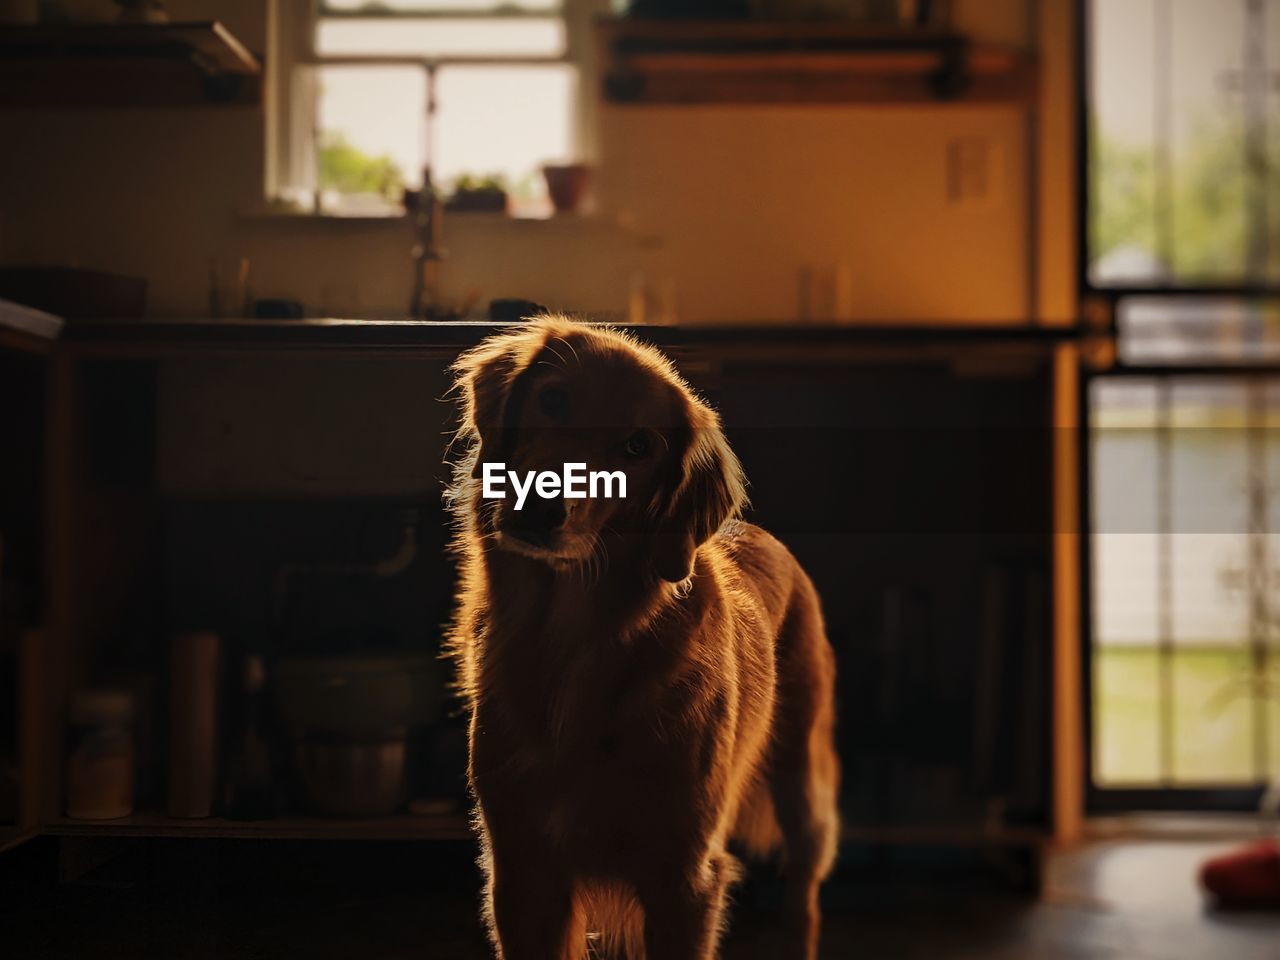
[507,497,566,546]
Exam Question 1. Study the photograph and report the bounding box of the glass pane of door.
[1091,374,1280,787]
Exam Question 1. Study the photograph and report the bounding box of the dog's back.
[718,523,841,872]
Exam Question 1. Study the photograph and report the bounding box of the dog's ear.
[454,330,542,476]
[652,405,747,583]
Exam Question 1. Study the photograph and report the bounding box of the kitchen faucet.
[408,164,445,320]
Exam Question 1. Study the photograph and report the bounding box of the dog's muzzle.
[501,496,567,549]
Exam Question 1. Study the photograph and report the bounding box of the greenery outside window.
[271,0,601,217]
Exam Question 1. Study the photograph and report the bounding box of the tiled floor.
[2,836,1278,959]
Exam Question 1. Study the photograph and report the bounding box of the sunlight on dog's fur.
[446,317,840,960]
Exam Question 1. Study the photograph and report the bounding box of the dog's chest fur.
[468,572,738,852]
[476,592,689,764]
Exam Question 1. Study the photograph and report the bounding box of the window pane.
[315,66,425,212]
[1270,694,1280,783]
[309,64,575,217]
[1172,647,1254,782]
[1168,381,1250,783]
[1118,297,1280,364]
[1092,379,1162,785]
[1089,0,1280,286]
[317,17,566,58]
[434,65,575,215]
[1091,376,1280,786]
[1089,0,1158,284]
[1095,646,1162,784]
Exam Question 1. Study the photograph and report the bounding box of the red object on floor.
[1200,839,1280,908]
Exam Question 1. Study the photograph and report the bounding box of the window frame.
[1080,362,1278,814]
[1077,0,1280,813]
[266,0,604,216]
[1077,0,1280,322]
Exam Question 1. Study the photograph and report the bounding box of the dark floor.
[2,836,1278,959]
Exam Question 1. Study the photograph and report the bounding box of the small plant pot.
[445,188,508,214]
[542,164,591,215]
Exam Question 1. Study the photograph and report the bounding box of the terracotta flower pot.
[542,164,591,215]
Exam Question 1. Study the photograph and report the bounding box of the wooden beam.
[1036,0,1081,326]
[18,629,44,831]
[605,65,1035,105]
[41,352,80,826]
[1052,343,1085,846]
[599,19,1036,106]
[0,22,262,107]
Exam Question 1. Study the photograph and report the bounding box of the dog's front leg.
[638,851,734,960]
[483,847,583,960]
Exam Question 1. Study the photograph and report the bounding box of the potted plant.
[445,174,509,214]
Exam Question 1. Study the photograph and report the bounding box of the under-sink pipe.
[270,509,419,630]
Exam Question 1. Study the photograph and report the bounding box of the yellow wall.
[0,0,1070,324]
[596,105,1030,322]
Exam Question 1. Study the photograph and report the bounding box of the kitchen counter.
[54,316,1079,356]
[22,311,1079,855]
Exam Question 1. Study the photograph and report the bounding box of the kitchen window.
[271,0,603,217]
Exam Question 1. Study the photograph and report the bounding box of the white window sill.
[236,207,638,231]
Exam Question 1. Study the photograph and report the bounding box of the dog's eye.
[538,385,569,419]
[622,431,651,459]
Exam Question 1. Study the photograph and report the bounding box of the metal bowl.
[292,736,406,818]
[276,655,443,739]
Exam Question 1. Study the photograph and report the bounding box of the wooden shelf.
[599,19,1035,105]
[0,21,262,107]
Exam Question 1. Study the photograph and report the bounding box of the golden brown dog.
[447,317,840,960]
